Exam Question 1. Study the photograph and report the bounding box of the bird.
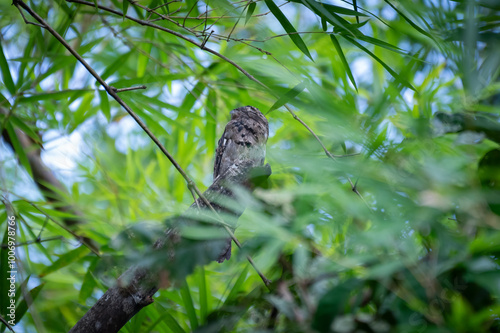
[213,106,269,262]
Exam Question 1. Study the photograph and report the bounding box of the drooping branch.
[69,162,271,333]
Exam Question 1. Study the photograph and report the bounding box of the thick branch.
[69,162,271,333]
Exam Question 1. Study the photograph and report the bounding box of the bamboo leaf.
[264,0,313,61]
[151,311,186,333]
[295,0,355,34]
[9,116,42,146]
[224,266,249,306]
[180,281,198,329]
[384,0,433,39]
[5,121,32,177]
[329,35,358,91]
[79,258,98,303]
[245,2,257,25]
[0,43,15,95]
[101,51,132,81]
[15,283,46,323]
[268,81,308,113]
[99,90,111,121]
[343,36,417,91]
[198,267,208,322]
[40,246,90,277]
[137,29,154,78]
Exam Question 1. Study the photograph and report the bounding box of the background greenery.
[1,0,500,332]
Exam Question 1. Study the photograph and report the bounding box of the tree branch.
[63,0,367,203]
[14,0,271,287]
[69,162,271,333]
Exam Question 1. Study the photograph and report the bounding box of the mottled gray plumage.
[214,106,269,263]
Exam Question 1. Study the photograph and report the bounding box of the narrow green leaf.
[329,35,358,91]
[99,90,111,121]
[353,34,409,56]
[156,312,186,333]
[9,116,42,146]
[39,246,90,277]
[79,258,98,303]
[14,276,31,304]
[297,0,353,35]
[319,2,367,17]
[245,2,257,25]
[0,92,9,109]
[321,17,328,31]
[101,51,132,81]
[224,266,249,306]
[123,0,129,18]
[198,267,208,322]
[15,284,45,324]
[264,0,313,61]
[5,121,32,178]
[384,0,432,39]
[137,29,154,78]
[268,81,307,113]
[0,43,15,95]
[179,81,206,116]
[290,0,366,17]
[15,31,36,90]
[343,36,417,91]
[206,89,217,157]
[180,281,198,329]
[341,141,347,154]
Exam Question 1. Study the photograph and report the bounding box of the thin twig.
[1,236,63,249]
[111,85,147,93]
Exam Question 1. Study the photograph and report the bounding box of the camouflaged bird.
[214,106,269,262]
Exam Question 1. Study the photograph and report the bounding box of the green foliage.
[0,0,500,332]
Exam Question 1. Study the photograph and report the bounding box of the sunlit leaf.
[264,0,313,61]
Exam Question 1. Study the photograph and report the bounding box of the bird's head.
[230,106,267,124]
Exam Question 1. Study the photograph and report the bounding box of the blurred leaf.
[15,283,45,324]
[40,246,90,277]
[268,81,307,113]
[5,121,32,178]
[198,267,208,323]
[0,43,15,95]
[245,2,256,25]
[79,258,98,303]
[312,279,362,332]
[99,90,111,121]
[181,280,199,330]
[343,35,417,91]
